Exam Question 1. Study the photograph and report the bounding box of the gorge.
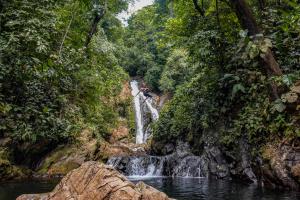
[0,0,300,199]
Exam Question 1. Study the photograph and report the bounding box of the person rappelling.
[135,83,153,103]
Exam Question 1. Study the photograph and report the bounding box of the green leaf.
[282,75,293,86]
[273,99,286,113]
[43,107,49,113]
[232,83,245,99]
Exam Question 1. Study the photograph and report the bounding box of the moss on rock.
[0,147,29,181]
[37,145,76,175]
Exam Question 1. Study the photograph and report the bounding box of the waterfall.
[130,80,144,144]
[107,156,165,177]
[107,154,207,178]
[143,97,159,121]
[107,82,207,179]
[130,80,159,144]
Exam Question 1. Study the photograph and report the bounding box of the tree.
[0,0,129,145]
[85,0,130,48]
[228,0,282,76]
[85,0,107,47]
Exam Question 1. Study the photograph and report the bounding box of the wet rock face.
[17,161,173,200]
[204,146,230,179]
[109,154,209,178]
[163,143,175,155]
[204,139,300,189]
[107,142,210,178]
[205,140,300,190]
[109,138,299,190]
[142,102,152,134]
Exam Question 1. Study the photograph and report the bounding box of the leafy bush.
[151,0,300,152]
[159,49,191,93]
[153,67,220,142]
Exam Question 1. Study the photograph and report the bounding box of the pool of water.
[0,177,299,200]
[0,180,59,200]
[129,177,300,200]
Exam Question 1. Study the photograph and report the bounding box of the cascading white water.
[142,96,159,121]
[130,80,144,144]
[107,155,206,178]
[130,80,159,144]
[107,156,166,177]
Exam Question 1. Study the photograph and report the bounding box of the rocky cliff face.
[17,161,173,200]
[108,141,208,177]
[151,138,300,190]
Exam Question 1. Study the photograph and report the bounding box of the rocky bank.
[148,138,300,190]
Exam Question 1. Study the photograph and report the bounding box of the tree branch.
[59,12,75,58]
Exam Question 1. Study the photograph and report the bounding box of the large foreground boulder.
[17,161,172,200]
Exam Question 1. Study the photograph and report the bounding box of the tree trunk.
[258,0,266,11]
[229,0,261,36]
[85,10,105,48]
[192,0,205,16]
[85,0,108,48]
[229,0,282,77]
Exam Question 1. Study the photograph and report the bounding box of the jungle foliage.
[123,0,300,150]
[0,0,299,157]
[0,0,131,144]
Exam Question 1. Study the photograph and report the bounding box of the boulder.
[17,161,172,200]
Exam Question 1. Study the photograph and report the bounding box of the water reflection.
[0,180,58,200]
[130,177,300,200]
[0,178,299,200]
